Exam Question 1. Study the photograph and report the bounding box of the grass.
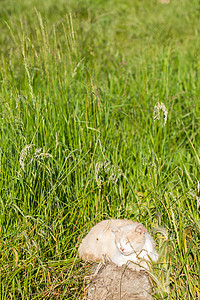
[0,0,199,298]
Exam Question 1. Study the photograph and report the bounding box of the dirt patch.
[86,263,153,300]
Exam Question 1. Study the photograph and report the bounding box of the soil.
[85,263,154,300]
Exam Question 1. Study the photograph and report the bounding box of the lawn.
[0,0,199,299]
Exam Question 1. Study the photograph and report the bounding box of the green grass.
[0,0,199,298]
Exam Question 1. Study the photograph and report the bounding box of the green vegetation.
[0,0,199,298]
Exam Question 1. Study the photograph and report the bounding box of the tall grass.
[0,0,199,299]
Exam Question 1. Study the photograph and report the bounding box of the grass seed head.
[153,102,168,126]
[95,161,125,187]
[19,144,35,172]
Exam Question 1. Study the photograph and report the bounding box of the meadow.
[0,0,199,298]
